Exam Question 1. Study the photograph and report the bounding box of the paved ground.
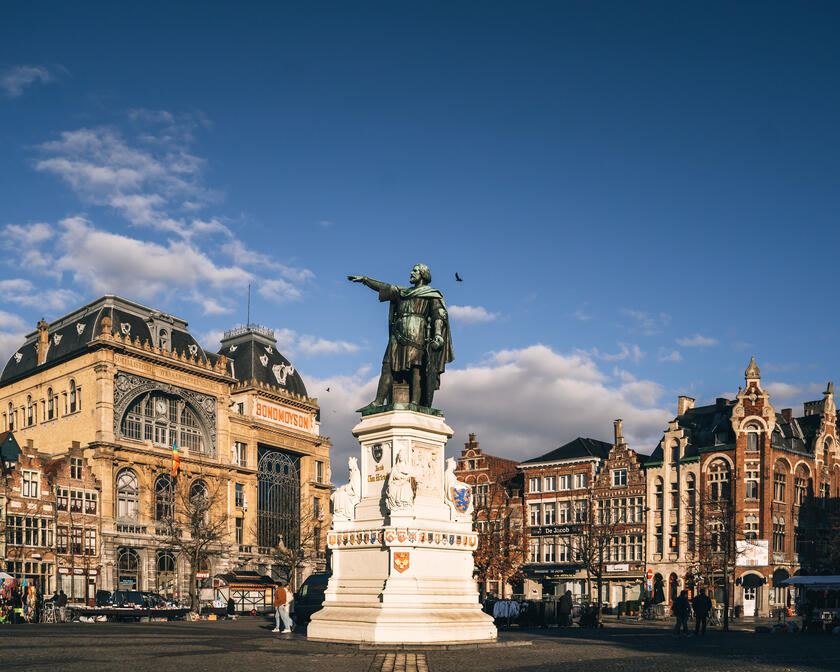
[0,616,836,672]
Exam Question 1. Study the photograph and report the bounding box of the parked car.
[293,573,330,624]
[112,590,145,608]
[95,590,112,607]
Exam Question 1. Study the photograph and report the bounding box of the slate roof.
[520,437,613,466]
[219,326,308,397]
[0,431,21,463]
[0,296,309,399]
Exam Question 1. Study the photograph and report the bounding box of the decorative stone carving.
[259,354,269,367]
[53,333,62,345]
[76,322,86,335]
[412,443,441,497]
[112,372,217,456]
[272,363,295,385]
[188,344,198,357]
[386,448,415,512]
[331,456,361,521]
[120,322,131,336]
[444,457,473,520]
[13,352,22,363]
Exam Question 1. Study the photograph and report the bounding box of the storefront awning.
[780,575,840,591]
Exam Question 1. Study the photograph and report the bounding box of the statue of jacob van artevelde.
[348,263,453,411]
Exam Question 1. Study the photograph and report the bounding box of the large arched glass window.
[116,469,139,521]
[189,479,208,503]
[708,460,731,501]
[155,475,174,521]
[120,392,207,454]
[117,548,141,590]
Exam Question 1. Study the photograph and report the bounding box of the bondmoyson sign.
[253,398,314,433]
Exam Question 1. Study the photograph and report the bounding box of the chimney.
[781,408,793,423]
[677,395,695,416]
[71,441,81,450]
[465,433,479,453]
[36,317,49,365]
[614,419,624,447]
[26,439,34,449]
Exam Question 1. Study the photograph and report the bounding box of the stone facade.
[0,296,331,603]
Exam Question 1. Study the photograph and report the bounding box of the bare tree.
[161,477,229,611]
[472,475,525,599]
[259,501,325,591]
[577,491,626,619]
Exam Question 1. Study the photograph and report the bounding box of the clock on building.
[155,398,167,415]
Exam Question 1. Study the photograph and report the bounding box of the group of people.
[272,580,294,633]
[671,588,714,636]
[0,579,52,624]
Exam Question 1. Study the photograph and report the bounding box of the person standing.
[56,589,68,623]
[558,590,573,627]
[692,588,712,635]
[673,590,691,636]
[272,582,293,633]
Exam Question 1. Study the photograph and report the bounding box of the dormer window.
[670,441,680,463]
[159,329,170,351]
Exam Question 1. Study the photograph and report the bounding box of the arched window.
[155,475,174,521]
[774,461,787,502]
[795,464,811,505]
[156,551,177,597]
[708,460,731,501]
[670,441,680,463]
[47,388,54,420]
[8,402,13,431]
[120,392,208,454]
[655,477,664,510]
[26,395,34,426]
[746,431,759,452]
[824,437,833,463]
[117,548,141,590]
[189,479,208,503]
[116,469,139,521]
[69,379,77,413]
[159,329,170,351]
[686,473,696,507]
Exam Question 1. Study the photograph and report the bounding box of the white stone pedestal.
[307,409,496,644]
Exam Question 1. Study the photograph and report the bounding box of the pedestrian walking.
[56,589,68,623]
[673,590,691,636]
[558,590,573,627]
[272,581,293,633]
[692,588,712,635]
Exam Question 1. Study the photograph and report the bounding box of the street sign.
[646,568,653,579]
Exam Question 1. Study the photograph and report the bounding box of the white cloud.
[676,334,719,347]
[200,298,233,316]
[449,305,499,324]
[35,125,215,230]
[764,381,803,401]
[573,309,593,321]
[0,309,30,368]
[0,279,78,312]
[594,342,645,364]
[317,344,672,468]
[52,216,252,300]
[197,329,226,351]
[658,348,683,363]
[1,65,54,98]
[269,327,361,358]
[620,308,671,335]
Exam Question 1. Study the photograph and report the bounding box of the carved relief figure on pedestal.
[444,457,474,520]
[331,457,361,520]
[386,448,415,511]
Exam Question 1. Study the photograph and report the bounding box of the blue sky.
[2,2,840,466]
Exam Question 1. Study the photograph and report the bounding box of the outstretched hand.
[347,275,365,283]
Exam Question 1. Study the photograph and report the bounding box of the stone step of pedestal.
[369,652,429,672]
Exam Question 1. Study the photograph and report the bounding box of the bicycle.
[40,603,59,624]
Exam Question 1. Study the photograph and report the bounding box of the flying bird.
[455,272,463,282]
[326,387,330,392]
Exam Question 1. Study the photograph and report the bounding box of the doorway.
[743,587,757,616]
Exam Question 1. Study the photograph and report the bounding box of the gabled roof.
[219,326,308,398]
[520,437,613,466]
[0,431,21,463]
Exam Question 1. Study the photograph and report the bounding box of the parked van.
[294,573,329,624]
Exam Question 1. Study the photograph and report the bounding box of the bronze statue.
[348,264,453,410]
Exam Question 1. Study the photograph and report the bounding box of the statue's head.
[349,456,358,468]
[445,457,456,470]
[410,263,431,286]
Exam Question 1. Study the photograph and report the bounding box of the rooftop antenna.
[247,283,251,327]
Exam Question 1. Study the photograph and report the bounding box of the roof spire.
[745,356,761,381]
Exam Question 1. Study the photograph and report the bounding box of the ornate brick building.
[0,295,331,602]
[644,358,840,616]
[454,433,523,598]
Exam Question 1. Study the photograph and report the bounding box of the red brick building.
[454,433,523,598]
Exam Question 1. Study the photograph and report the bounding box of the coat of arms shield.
[371,443,383,463]
[450,486,471,514]
[393,552,410,573]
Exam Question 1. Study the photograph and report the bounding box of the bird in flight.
[455,272,463,282]
[326,387,330,392]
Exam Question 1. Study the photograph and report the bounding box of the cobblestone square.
[1,618,836,672]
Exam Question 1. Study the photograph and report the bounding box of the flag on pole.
[172,439,180,478]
